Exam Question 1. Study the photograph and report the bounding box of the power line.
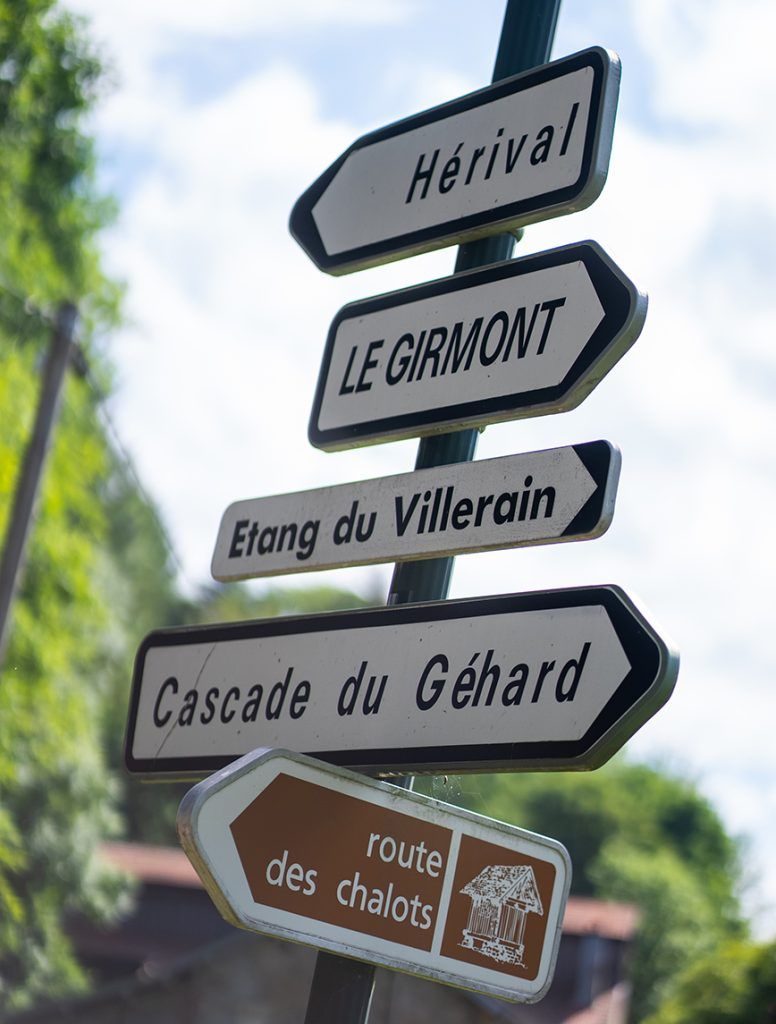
[72,342,192,587]
[0,297,198,658]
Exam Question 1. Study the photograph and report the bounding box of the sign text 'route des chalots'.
[291,48,619,274]
[177,747,570,1003]
[212,441,619,581]
[310,242,644,450]
[125,586,678,779]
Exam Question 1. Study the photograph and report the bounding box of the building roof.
[99,842,639,939]
[562,897,640,942]
[101,841,201,888]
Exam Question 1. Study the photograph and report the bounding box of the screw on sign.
[177,748,571,1004]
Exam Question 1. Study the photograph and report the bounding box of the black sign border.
[290,47,618,275]
[309,240,644,451]
[562,440,617,539]
[211,440,620,582]
[125,585,678,779]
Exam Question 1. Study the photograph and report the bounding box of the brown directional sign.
[177,747,571,1003]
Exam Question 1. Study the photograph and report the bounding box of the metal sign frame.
[177,747,571,1004]
[290,48,620,275]
[126,585,678,780]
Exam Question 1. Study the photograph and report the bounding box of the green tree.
[0,0,127,1010]
[429,760,747,1021]
[0,335,132,1011]
[644,937,776,1024]
[191,579,377,624]
[0,0,382,1009]
[0,0,119,327]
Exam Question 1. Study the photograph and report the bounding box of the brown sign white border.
[177,747,571,1003]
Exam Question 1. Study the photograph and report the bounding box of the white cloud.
[63,0,416,153]
[68,0,413,40]
[100,53,459,590]
[632,0,776,135]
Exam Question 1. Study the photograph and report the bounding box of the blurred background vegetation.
[0,2,772,1021]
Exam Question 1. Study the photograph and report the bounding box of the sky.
[61,0,776,934]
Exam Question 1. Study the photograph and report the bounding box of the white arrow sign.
[177,748,571,1004]
[310,242,645,450]
[211,442,619,581]
[290,48,619,274]
[125,586,678,778]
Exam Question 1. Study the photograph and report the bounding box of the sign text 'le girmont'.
[310,242,645,451]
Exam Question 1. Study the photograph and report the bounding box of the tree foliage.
[428,761,748,1021]
[0,0,126,1010]
[644,937,776,1024]
[0,0,118,318]
[0,340,136,1011]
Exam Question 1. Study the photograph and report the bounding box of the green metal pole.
[303,3,561,1021]
[386,0,562,605]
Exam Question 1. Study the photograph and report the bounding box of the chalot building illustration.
[460,864,543,966]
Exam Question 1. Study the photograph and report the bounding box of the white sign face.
[177,748,571,1004]
[125,586,678,778]
[290,48,619,274]
[211,442,619,581]
[310,242,645,450]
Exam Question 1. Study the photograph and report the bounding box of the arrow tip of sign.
[588,584,680,767]
[176,746,287,929]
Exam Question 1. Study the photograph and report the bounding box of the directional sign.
[125,586,678,779]
[309,242,645,451]
[211,441,619,581]
[177,747,570,1003]
[290,48,620,275]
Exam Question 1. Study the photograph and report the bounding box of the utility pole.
[0,302,78,670]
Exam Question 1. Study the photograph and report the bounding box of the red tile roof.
[562,896,640,941]
[101,841,201,888]
[100,843,640,940]
[563,982,631,1024]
